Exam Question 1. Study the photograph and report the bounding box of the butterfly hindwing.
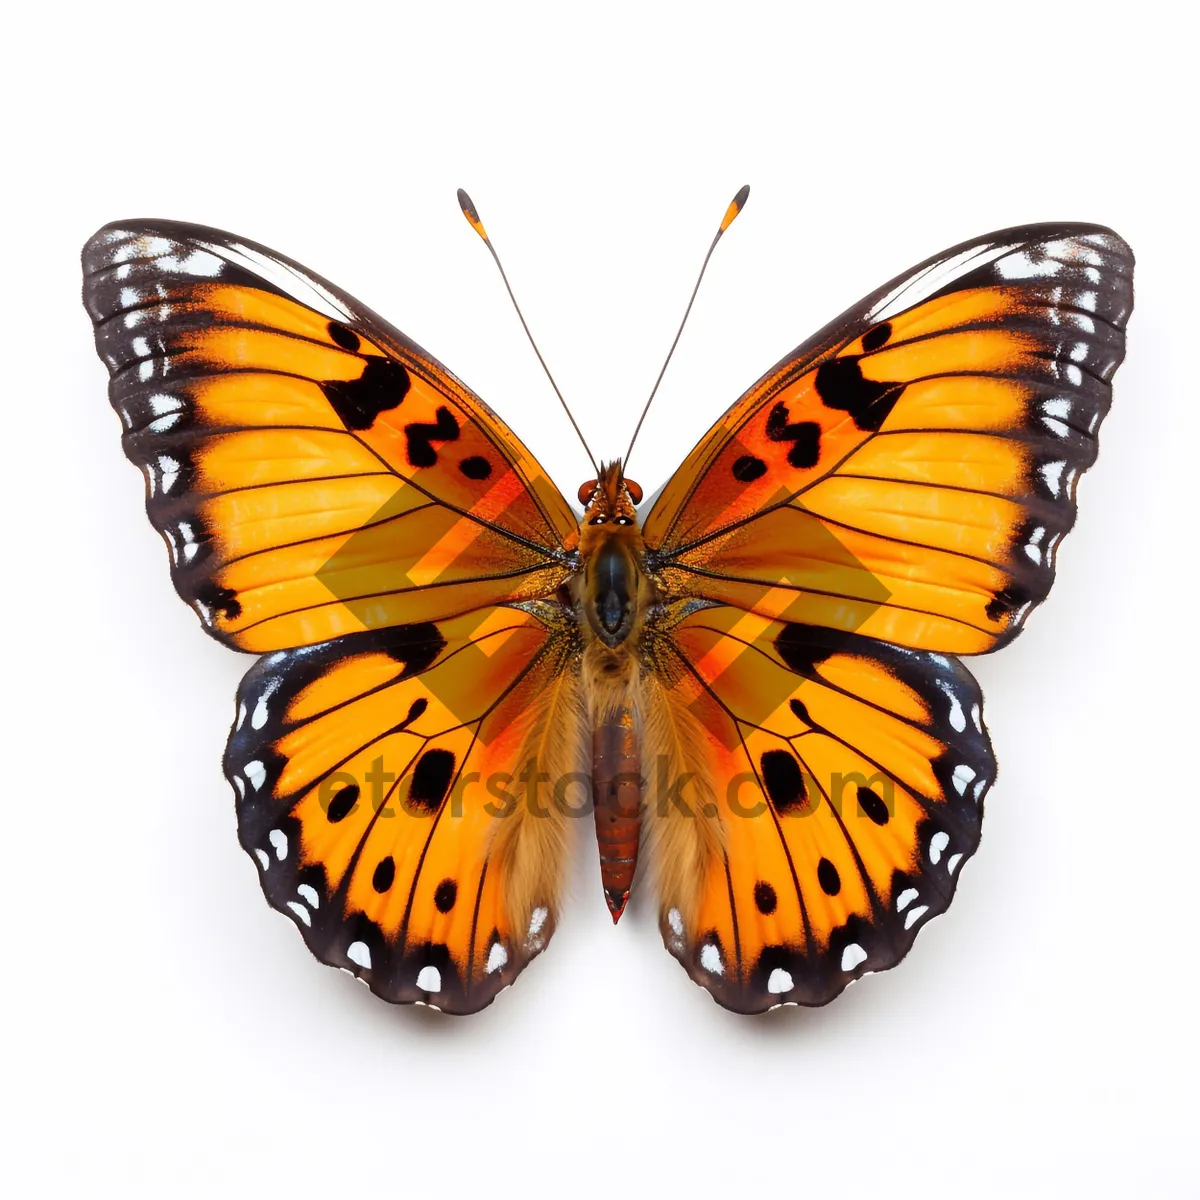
[643,224,1133,655]
[643,604,994,1012]
[82,220,577,653]
[227,601,584,1013]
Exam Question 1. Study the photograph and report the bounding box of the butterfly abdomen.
[592,704,640,922]
[584,643,643,923]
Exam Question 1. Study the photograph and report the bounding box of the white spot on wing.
[996,248,1063,280]
[952,764,977,796]
[700,943,724,975]
[841,943,867,972]
[416,965,441,992]
[767,968,793,994]
[251,679,280,731]
[930,831,950,865]
[1040,460,1066,497]
[904,904,930,930]
[156,455,180,495]
[268,828,287,861]
[667,908,684,936]
[347,941,371,969]
[254,848,269,870]
[485,942,508,974]
[528,907,548,937]
[297,884,319,908]
[938,681,966,732]
[896,888,919,912]
[245,761,266,791]
[948,853,964,875]
[286,901,311,927]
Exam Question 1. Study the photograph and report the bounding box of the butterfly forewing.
[82,220,576,653]
[644,224,1133,655]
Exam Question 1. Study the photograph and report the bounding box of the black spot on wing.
[326,783,360,824]
[765,402,822,469]
[322,357,411,431]
[372,856,396,893]
[817,857,841,895]
[760,749,807,814]
[857,786,890,826]
[408,749,455,813]
[814,355,904,432]
[732,455,767,483]
[434,879,458,913]
[458,455,492,480]
[327,321,361,352]
[405,407,460,468]
[754,881,777,915]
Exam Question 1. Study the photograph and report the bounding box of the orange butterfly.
[82,190,1132,1013]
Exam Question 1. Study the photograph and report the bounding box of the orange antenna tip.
[719,184,751,233]
[457,188,488,241]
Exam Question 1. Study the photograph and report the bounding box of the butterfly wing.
[84,222,588,1011]
[640,223,1131,1010]
[83,220,577,652]
[227,601,585,1013]
[643,224,1133,654]
[642,602,992,1012]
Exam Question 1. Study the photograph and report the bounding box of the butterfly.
[82,190,1132,1014]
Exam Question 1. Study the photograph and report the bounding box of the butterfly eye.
[589,515,607,525]
[613,516,633,526]
[577,479,598,505]
[624,478,643,504]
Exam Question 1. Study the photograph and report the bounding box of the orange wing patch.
[83,221,577,653]
[644,603,993,1013]
[228,603,581,1014]
[644,227,1133,655]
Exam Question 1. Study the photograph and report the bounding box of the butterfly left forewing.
[83,220,577,652]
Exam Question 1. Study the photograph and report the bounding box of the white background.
[3,3,1196,1196]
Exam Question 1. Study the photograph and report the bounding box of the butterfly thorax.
[571,462,654,921]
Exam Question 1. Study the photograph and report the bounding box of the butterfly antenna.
[457,189,599,475]
[623,185,750,469]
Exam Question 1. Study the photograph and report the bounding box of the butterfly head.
[576,461,651,648]
[577,461,642,516]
